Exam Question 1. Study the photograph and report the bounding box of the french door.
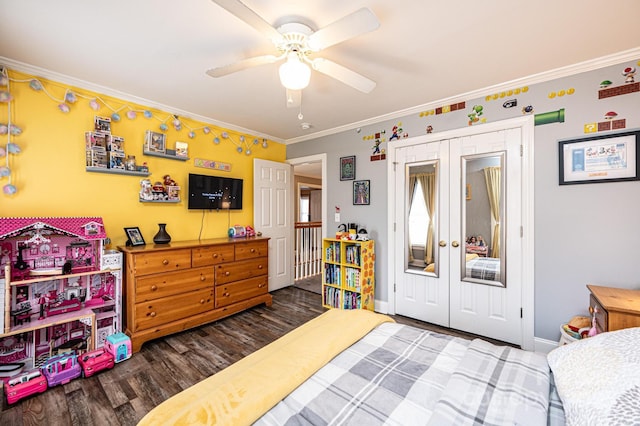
[390,118,533,347]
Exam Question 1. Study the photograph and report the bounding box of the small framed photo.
[559,129,640,185]
[353,180,370,205]
[124,227,146,246]
[340,155,356,180]
[145,130,166,154]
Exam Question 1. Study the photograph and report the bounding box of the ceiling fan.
[206,0,380,107]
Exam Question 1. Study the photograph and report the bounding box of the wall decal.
[194,158,231,172]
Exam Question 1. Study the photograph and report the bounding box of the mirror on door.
[405,161,439,275]
[461,153,505,287]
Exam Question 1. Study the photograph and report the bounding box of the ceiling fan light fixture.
[279,53,311,90]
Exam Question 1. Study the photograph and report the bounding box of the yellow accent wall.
[0,70,286,246]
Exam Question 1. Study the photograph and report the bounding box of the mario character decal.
[389,124,402,141]
[372,139,382,155]
[622,66,636,84]
[467,105,485,126]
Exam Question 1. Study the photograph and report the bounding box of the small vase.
[153,223,171,244]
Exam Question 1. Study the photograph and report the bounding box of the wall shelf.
[86,167,150,177]
[143,150,189,162]
[139,199,180,203]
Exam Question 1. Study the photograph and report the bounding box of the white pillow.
[547,327,640,426]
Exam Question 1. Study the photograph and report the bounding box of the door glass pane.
[461,153,505,287]
[405,161,438,275]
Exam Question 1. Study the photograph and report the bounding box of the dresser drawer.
[133,288,213,331]
[215,257,268,284]
[234,240,268,260]
[192,244,235,267]
[133,249,192,276]
[215,276,268,308]
[135,267,213,302]
[590,294,608,334]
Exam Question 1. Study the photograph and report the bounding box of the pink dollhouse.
[0,217,122,380]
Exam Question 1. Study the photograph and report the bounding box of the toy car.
[78,347,115,378]
[41,352,81,387]
[4,369,48,404]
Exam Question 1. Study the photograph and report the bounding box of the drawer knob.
[213,253,218,258]
[258,265,263,269]
[151,285,158,291]
[200,299,205,304]
[225,271,230,276]
[223,292,229,297]
[258,283,265,288]
[200,275,206,281]
[250,248,256,253]
[148,311,156,317]
[162,259,169,265]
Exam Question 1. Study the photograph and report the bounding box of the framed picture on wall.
[559,129,640,185]
[353,180,370,205]
[340,155,356,180]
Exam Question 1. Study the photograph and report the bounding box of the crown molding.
[286,47,640,144]
[0,56,285,144]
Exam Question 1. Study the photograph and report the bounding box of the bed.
[138,309,640,426]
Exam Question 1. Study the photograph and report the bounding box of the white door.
[391,123,528,346]
[254,159,294,291]
[449,129,522,344]
[393,140,450,327]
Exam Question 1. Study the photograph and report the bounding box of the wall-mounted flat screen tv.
[188,173,243,210]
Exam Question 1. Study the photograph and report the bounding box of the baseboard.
[374,299,388,314]
[534,337,560,354]
[376,298,560,354]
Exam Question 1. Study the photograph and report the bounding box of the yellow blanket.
[137,309,393,426]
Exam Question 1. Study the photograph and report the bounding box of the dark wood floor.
[0,286,508,425]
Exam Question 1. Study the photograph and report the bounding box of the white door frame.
[288,153,328,239]
[387,116,535,350]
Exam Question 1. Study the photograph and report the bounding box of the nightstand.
[587,284,640,334]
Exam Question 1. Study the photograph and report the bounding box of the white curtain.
[483,166,501,258]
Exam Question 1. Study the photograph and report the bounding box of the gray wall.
[287,58,640,341]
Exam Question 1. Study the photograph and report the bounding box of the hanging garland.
[0,68,19,195]
[0,68,271,195]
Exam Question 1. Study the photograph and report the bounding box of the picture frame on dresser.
[124,227,145,246]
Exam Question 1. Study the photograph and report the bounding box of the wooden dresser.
[119,237,271,352]
[588,284,640,334]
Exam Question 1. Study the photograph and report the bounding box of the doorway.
[289,154,327,286]
[387,117,534,349]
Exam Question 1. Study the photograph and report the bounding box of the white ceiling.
[1,1,639,144]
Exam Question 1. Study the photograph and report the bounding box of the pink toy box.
[105,332,131,363]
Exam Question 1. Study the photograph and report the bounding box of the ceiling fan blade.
[286,89,301,108]
[211,0,284,44]
[312,58,376,93]
[206,55,279,77]
[307,8,379,51]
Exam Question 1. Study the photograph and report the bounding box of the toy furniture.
[105,332,131,363]
[0,217,122,379]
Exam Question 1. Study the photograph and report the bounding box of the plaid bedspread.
[466,257,501,281]
[255,322,563,425]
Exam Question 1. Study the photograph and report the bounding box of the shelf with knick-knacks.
[143,131,189,161]
[139,174,180,203]
[85,116,151,176]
